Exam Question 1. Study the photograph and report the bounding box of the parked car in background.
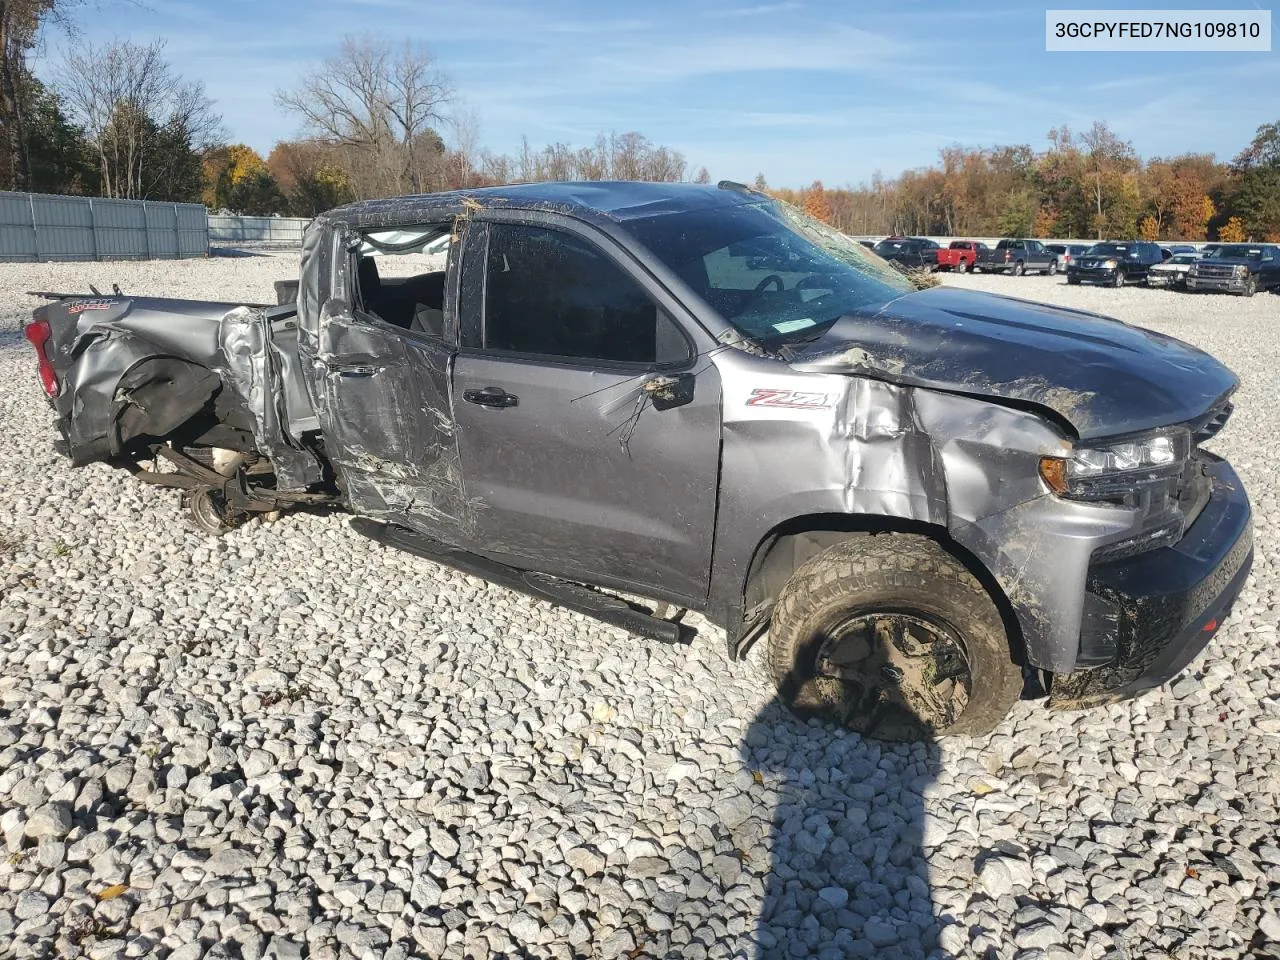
[1147,252,1198,289]
[1067,241,1164,287]
[936,240,988,272]
[978,239,1058,275]
[1046,244,1089,270]
[858,240,877,249]
[1198,244,1222,259]
[873,236,940,271]
[1187,243,1280,296]
[1165,245,1197,256]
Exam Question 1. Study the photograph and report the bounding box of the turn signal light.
[1038,457,1069,495]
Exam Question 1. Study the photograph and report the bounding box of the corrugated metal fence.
[0,191,208,262]
[208,215,311,244]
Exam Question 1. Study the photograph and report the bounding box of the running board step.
[350,518,688,644]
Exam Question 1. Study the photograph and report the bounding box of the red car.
[936,240,988,272]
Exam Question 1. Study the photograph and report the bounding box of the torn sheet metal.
[216,307,324,491]
[35,293,323,489]
[708,350,1172,674]
[789,285,1237,441]
[311,304,471,542]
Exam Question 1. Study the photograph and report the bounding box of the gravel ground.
[0,254,1278,960]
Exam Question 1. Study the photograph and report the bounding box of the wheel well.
[735,513,1026,665]
[111,357,255,456]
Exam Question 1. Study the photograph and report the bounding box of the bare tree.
[1079,121,1135,239]
[276,35,451,197]
[57,38,221,199]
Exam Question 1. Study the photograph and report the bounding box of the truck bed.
[26,293,321,489]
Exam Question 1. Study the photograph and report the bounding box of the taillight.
[1004,251,1013,261]
[23,319,59,397]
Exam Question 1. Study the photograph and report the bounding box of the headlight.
[1102,259,1118,269]
[1039,430,1189,501]
[1233,264,1247,276]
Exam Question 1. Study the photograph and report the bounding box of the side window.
[349,224,451,336]
[483,223,690,366]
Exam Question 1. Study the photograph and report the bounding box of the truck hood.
[1194,257,1260,268]
[789,286,1237,441]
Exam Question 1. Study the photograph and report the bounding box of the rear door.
[451,218,722,604]
[313,227,468,542]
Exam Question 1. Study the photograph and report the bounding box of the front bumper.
[1146,272,1184,288]
[1049,457,1252,708]
[1066,266,1118,284]
[1187,274,1248,293]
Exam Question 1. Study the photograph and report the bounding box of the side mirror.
[643,372,695,411]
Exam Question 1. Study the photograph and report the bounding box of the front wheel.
[767,535,1023,741]
[1113,271,1125,288]
[1242,275,1257,297]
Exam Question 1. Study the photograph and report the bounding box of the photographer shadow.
[743,699,945,960]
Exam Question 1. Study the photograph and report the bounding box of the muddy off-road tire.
[767,535,1022,741]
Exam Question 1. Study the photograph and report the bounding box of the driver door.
[451,219,722,604]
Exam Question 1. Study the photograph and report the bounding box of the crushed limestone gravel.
[0,253,1277,959]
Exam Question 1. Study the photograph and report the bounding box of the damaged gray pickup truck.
[23,181,1253,741]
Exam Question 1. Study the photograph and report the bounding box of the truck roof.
[323,180,761,229]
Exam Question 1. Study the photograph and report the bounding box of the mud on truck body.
[23,181,1254,741]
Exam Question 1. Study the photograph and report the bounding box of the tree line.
[0,3,1276,242]
[0,10,702,215]
[765,120,1280,242]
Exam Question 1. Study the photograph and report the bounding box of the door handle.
[330,362,380,377]
[463,386,519,408]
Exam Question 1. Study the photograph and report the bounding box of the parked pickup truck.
[978,239,1059,275]
[23,181,1253,741]
[1187,243,1280,296]
[936,240,987,273]
[871,236,939,272]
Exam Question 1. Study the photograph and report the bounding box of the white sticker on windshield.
[772,318,816,333]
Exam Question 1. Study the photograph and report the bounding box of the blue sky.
[35,0,1279,187]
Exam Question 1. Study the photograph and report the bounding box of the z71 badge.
[746,388,833,409]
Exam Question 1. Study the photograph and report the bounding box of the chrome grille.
[1195,264,1237,280]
